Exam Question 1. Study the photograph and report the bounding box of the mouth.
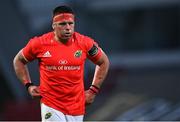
[64,32,71,37]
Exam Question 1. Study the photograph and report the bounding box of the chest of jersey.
[38,42,86,67]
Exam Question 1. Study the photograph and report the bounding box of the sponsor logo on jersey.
[74,50,82,58]
[45,112,52,119]
[43,51,52,57]
[59,60,68,65]
[46,65,80,71]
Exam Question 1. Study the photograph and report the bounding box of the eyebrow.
[58,22,74,25]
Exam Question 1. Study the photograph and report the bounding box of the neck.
[54,34,70,44]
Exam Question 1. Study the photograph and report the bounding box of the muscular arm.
[13,50,40,97]
[13,50,31,85]
[92,50,110,88]
[85,50,109,105]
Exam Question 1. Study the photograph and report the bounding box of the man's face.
[53,13,75,40]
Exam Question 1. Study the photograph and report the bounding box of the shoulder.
[74,32,94,42]
[73,32,94,52]
[73,32,95,49]
[29,32,54,46]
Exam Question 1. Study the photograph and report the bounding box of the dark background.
[0,0,180,121]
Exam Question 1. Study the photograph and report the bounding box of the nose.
[65,23,71,29]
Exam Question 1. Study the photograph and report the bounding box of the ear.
[52,23,55,29]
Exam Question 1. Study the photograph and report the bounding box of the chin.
[64,35,72,39]
[64,37,71,40]
[61,37,70,41]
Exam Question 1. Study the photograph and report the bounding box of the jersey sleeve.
[22,37,40,62]
[84,36,102,63]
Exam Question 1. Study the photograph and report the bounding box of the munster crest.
[74,50,82,58]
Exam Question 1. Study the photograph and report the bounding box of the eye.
[58,22,66,26]
[68,22,74,25]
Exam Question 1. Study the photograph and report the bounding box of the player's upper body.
[22,31,102,115]
[13,5,109,116]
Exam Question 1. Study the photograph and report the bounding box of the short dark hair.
[53,5,74,17]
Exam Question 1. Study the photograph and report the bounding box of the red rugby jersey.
[22,32,102,115]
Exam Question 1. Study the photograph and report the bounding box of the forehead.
[53,20,75,26]
[53,13,74,23]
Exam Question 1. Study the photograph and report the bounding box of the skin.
[13,50,41,98]
[52,17,75,43]
[13,13,110,105]
[85,50,109,105]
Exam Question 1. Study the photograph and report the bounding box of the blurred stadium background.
[0,0,180,121]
